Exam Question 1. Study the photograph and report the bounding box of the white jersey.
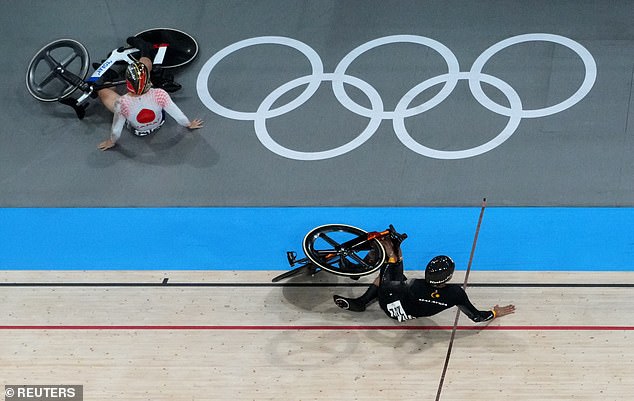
[110,88,190,141]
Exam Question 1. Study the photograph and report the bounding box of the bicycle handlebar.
[367,224,408,243]
[387,224,408,243]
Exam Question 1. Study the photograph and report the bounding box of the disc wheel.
[135,28,199,69]
[26,39,90,102]
[302,224,386,277]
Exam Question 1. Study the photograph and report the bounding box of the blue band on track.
[1,207,632,271]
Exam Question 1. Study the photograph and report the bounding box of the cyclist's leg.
[378,280,413,322]
[333,236,406,312]
[333,274,380,312]
[127,36,153,72]
[140,57,153,72]
[357,260,405,302]
[380,261,406,283]
[98,88,120,113]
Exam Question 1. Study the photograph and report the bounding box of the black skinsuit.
[377,261,494,323]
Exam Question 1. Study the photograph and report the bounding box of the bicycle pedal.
[286,251,297,266]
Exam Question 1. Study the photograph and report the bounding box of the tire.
[134,28,199,69]
[26,39,90,102]
[302,224,386,277]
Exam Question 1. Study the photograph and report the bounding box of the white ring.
[254,73,383,160]
[393,72,522,159]
[197,34,597,160]
[332,35,460,119]
[469,33,596,118]
[196,36,324,120]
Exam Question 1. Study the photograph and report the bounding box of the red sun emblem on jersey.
[136,109,156,124]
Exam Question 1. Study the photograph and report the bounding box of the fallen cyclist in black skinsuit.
[333,235,515,322]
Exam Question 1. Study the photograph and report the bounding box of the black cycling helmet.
[425,255,455,286]
[125,61,151,95]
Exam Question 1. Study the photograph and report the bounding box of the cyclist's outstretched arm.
[491,304,516,318]
[155,89,204,130]
[456,289,515,322]
[98,103,125,151]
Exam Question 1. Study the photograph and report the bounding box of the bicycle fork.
[53,66,93,119]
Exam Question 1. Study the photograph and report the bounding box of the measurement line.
[436,198,487,401]
[0,282,632,288]
[1,325,633,331]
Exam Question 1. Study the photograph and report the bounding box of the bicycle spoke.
[317,232,342,248]
[302,224,385,277]
[325,255,342,266]
[27,39,90,102]
[349,242,373,251]
[32,68,63,93]
[313,249,338,256]
[59,51,80,68]
[347,252,371,267]
[42,52,59,69]
[32,52,71,93]
[35,74,58,92]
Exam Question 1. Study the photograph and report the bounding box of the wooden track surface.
[2,270,633,400]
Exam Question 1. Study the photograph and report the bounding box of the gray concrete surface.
[1,0,633,206]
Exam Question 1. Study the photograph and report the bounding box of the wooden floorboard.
[1,271,633,400]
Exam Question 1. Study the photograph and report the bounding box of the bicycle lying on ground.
[272,224,407,282]
[26,28,198,119]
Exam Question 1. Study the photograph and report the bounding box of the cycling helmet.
[425,255,455,286]
[125,61,151,95]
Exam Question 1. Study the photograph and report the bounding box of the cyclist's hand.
[188,119,204,130]
[98,139,116,151]
[492,304,515,318]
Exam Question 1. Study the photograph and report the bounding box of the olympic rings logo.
[196,34,596,160]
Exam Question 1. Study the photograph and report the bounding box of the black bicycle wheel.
[302,224,386,277]
[135,28,199,69]
[26,39,90,102]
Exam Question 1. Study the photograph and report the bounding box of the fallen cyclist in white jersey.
[97,37,203,151]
